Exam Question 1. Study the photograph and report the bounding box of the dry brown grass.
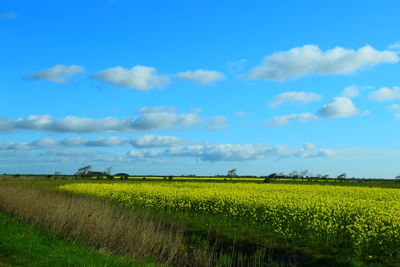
[0,183,211,266]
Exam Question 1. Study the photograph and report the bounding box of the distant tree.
[104,166,113,179]
[289,170,299,181]
[75,165,92,178]
[299,170,308,181]
[277,172,285,180]
[264,173,277,183]
[337,173,347,182]
[104,166,112,175]
[227,168,237,180]
[395,175,400,183]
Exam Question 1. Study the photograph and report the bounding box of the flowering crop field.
[59,182,400,257]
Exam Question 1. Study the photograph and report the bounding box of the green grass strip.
[0,212,160,267]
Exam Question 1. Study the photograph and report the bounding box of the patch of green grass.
[0,212,161,267]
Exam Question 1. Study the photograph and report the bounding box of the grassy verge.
[0,184,205,266]
[0,212,158,267]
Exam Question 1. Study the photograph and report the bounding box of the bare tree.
[75,165,92,178]
[299,169,308,181]
[227,168,237,180]
[104,166,113,179]
[289,170,299,181]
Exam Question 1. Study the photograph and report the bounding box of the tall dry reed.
[0,184,211,266]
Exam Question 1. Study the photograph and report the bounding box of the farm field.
[1,177,400,266]
[59,182,400,253]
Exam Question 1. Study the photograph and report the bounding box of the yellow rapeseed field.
[59,182,400,256]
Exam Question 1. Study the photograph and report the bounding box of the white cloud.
[29,138,59,147]
[387,104,400,111]
[206,116,228,130]
[130,135,188,148]
[269,91,321,107]
[317,97,358,118]
[0,110,201,133]
[137,106,177,113]
[244,45,398,81]
[268,96,360,126]
[388,42,400,51]
[132,111,201,131]
[341,85,360,98]
[369,87,400,101]
[1,139,335,164]
[127,149,163,158]
[316,149,336,157]
[0,135,190,150]
[27,65,85,83]
[303,142,316,150]
[93,65,170,90]
[79,136,128,147]
[0,137,129,150]
[386,104,400,119]
[268,113,318,127]
[198,144,269,161]
[129,142,335,162]
[175,69,225,84]
[0,12,17,19]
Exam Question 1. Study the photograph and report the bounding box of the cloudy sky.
[1,0,400,178]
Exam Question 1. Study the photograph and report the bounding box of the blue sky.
[1,0,400,178]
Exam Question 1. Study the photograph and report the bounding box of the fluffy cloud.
[1,139,335,163]
[130,135,188,148]
[244,45,398,81]
[175,69,225,84]
[93,65,170,90]
[137,106,177,113]
[388,42,400,51]
[369,87,400,101]
[0,135,189,150]
[127,149,163,158]
[132,110,201,131]
[387,104,400,111]
[341,85,360,98]
[128,143,335,162]
[268,95,361,127]
[0,109,201,133]
[206,116,228,130]
[386,104,400,119]
[317,97,358,118]
[268,113,318,127]
[26,65,85,83]
[269,91,321,107]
